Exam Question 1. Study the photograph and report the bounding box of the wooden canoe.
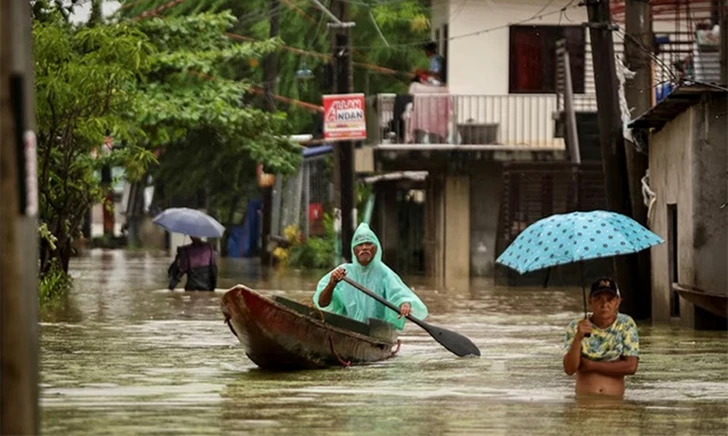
[674,283,728,318]
[220,285,399,371]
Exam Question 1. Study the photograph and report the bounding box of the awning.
[362,171,428,184]
[302,144,333,159]
[629,83,727,131]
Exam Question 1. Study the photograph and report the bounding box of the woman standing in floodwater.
[563,278,640,396]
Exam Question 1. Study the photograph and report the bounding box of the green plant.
[39,259,73,305]
[37,222,71,305]
[288,213,336,269]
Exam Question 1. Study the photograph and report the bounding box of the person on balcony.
[313,223,428,330]
[416,42,447,86]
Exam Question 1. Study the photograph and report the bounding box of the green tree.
[34,12,156,274]
[133,11,302,227]
[33,6,302,279]
[117,0,431,133]
[115,0,431,235]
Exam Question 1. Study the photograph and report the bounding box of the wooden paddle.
[342,276,481,357]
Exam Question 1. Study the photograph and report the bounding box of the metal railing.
[370,93,565,148]
[556,27,724,113]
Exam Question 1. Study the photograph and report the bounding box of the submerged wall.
[649,107,695,325]
[649,96,727,329]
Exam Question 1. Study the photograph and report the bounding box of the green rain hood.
[313,223,428,330]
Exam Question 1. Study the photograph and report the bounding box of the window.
[509,25,585,94]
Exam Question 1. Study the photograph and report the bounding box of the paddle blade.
[341,276,481,357]
[417,319,481,357]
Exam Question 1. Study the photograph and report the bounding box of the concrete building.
[357,0,725,294]
[357,0,606,289]
[631,84,727,329]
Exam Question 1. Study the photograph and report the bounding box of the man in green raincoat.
[314,223,428,330]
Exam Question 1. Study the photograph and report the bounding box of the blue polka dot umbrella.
[496,210,663,315]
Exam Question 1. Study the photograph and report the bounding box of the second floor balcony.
[369,93,569,150]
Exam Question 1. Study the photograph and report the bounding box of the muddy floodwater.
[40,250,728,435]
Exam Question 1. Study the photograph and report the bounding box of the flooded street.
[41,250,728,435]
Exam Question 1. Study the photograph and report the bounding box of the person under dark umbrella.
[168,236,218,291]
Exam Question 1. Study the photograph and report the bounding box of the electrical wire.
[348,0,585,49]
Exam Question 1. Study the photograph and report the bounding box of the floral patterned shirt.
[563,313,640,362]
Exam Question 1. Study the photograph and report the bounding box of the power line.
[282,0,317,23]
[449,1,583,42]
[130,0,586,77]
[187,69,324,112]
[449,0,470,23]
[226,32,411,76]
[132,0,184,21]
[558,0,577,25]
[348,0,585,49]
[613,27,680,83]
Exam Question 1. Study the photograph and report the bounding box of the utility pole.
[260,0,279,265]
[624,0,652,319]
[721,0,728,85]
[330,0,356,261]
[1,0,39,433]
[586,0,640,316]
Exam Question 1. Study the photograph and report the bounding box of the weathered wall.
[648,107,695,324]
[470,163,503,277]
[691,97,728,296]
[649,96,728,328]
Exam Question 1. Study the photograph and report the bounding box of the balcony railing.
[370,93,565,149]
[555,27,725,114]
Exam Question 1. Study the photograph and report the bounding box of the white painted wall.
[431,0,450,41]
[446,0,588,95]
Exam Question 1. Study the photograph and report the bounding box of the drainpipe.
[362,192,376,224]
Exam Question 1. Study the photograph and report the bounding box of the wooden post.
[586,0,640,315]
[1,0,39,433]
[624,0,653,319]
[721,0,728,85]
[557,40,582,165]
[331,0,356,261]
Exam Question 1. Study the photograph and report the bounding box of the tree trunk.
[59,239,71,272]
[39,230,72,275]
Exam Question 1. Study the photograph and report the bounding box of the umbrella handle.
[580,261,591,338]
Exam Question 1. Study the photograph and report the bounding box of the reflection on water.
[41,250,728,435]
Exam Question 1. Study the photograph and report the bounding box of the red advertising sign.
[323,93,367,141]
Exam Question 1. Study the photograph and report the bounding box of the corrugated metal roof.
[628,83,727,131]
